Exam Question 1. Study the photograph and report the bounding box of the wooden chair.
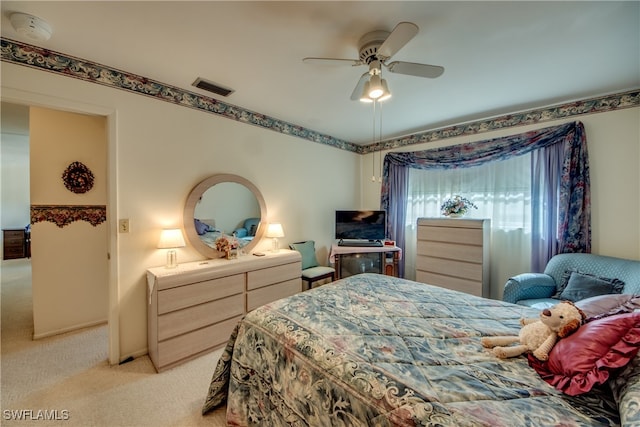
[289,240,335,290]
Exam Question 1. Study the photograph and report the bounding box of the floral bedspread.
[202,273,620,426]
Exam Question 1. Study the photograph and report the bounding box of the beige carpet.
[1,259,227,426]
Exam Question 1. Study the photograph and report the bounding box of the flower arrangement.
[441,195,477,217]
[214,235,231,252]
[215,234,239,258]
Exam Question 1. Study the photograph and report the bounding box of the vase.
[225,248,238,260]
[447,213,463,218]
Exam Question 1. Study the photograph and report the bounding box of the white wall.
[361,108,640,293]
[0,132,30,232]
[1,61,360,361]
[29,107,108,338]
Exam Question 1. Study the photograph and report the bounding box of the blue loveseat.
[234,218,260,239]
[503,253,640,308]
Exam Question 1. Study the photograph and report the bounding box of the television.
[335,210,386,241]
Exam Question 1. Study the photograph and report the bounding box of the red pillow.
[528,312,640,396]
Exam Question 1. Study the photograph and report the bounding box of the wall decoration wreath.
[62,161,94,194]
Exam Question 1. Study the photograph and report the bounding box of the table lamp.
[158,228,186,268]
[266,223,285,252]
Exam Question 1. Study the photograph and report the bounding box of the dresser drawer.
[158,293,244,341]
[416,271,483,297]
[246,261,301,291]
[4,230,24,240]
[416,255,482,282]
[416,240,483,263]
[157,315,242,369]
[247,278,301,311]
[417,226,483,245]
[157,274,243,314]
[4,246,24,257]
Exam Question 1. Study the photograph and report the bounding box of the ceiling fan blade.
[350,72,370,101]
[386,61,445,78]
[303,57,363,66]
[376,22,419,60]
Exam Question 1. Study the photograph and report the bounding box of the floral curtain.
[381,121,590,275]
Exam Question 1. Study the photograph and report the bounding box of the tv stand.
[330,243,401,279]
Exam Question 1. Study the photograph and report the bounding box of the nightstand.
[3,229,27,260]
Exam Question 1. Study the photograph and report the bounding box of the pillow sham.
[576,294,640,321]
[194,218,210,235]
[528,312,640,396]
[553,269,625,301]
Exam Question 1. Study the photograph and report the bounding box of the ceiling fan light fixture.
[378,79,392,102]
[368,74,383,99]
[360,81,374,103]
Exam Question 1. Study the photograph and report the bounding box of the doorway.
[1,101,116,362]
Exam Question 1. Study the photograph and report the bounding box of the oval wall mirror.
[183,174,267,258]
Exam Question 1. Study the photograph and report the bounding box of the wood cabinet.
[147,250,301,371]
[416,218,490,297]
[330,244,401,279]
[3,229,27,260]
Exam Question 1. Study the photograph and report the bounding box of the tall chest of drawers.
[3,229,27,260]
[147,250,301,372]
[416,218,490,297]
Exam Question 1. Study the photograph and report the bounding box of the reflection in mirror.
[184,174,267,259]
[194,183,260,250]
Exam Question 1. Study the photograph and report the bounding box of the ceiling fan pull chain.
[378,102,383,182]
[371,100,377,182]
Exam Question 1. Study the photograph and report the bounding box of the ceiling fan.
[303,22,444,101]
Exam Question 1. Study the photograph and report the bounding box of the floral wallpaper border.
[31,205,107,228]
[0,37,358,153]
[2,37,638,155]
[362,89,640,154]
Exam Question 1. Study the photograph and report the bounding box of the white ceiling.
[1,1,638,145]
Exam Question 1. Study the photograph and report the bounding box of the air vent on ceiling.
[192,78,234,97]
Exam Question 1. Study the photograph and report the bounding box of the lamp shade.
[378,79,391,102]
[266,223,285,238]
[368,74,383,99]
[359,81,373,103]
[157,228,186,249]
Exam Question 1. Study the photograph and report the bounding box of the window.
[403,153,532,294]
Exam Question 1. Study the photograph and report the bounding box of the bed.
[202,273,640,426]
[198,229,252,249]
[194,218,253,250]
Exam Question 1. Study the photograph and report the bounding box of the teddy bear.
[481,300,586,361]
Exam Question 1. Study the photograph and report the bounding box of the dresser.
[3,228,27,260]
[147,250,301,372]
[416,218,490,297]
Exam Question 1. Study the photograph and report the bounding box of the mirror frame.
[183,174,267,258]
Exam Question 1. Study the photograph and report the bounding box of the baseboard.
[33,318,107,340]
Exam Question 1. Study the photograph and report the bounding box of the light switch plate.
[118,219,130,233]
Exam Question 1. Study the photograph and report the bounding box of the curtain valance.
[382,121,582,171]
